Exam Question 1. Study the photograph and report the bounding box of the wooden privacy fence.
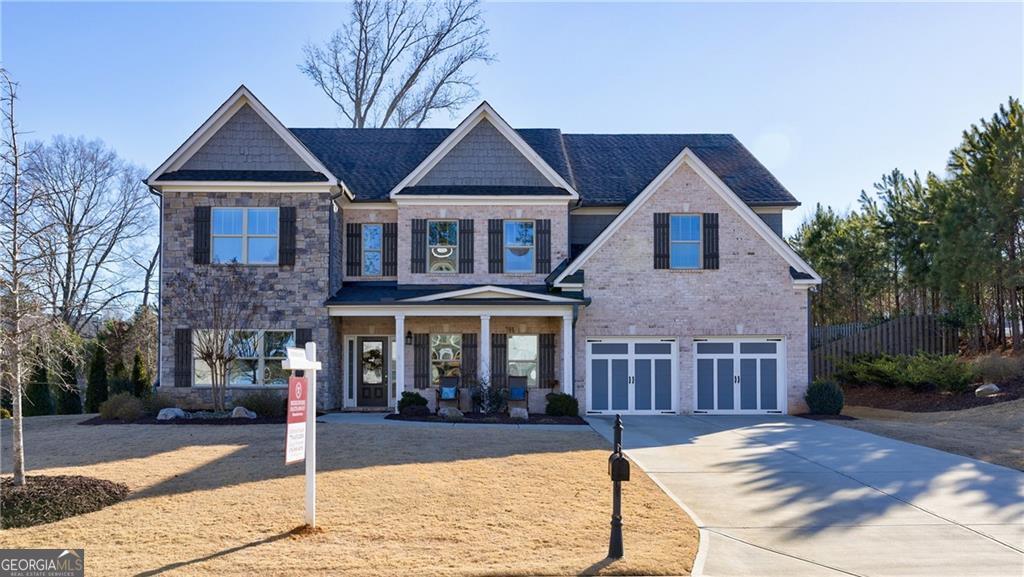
[811,315,959,381]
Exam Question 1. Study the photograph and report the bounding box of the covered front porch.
[327,287,582,412]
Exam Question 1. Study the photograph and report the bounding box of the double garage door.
[586,337,785,415]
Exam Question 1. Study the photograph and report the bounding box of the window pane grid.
[508,334,539,387]
[430,333,462,385]
[428,220,458,273]
[504,220,535,273]
[211,207,279,265]
[193,329,294,386]
[362,224,383,276]
[669,214,701,269]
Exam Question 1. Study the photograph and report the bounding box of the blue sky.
[2,2,1021,235]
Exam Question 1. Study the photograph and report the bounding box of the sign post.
[282,342,320,527]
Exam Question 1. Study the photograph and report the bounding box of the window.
[193,329,294,386]
[670,214,701,269]
[427,220,458,273]
[211,207,279,264]
[362,224,383,276]
[430,334,461,385]
[504,220,535,273]
[508,334,539,387]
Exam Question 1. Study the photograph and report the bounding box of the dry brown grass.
[0,416,697,576]
[840,399,1024,470]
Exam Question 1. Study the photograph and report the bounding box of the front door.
[357,337,388,407]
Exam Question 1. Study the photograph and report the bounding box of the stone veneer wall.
[572,162,811,414]
[158,190,342,409]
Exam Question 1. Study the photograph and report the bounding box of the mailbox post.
[607,414,630,558]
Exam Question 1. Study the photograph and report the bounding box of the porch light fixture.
[405,331,413,346]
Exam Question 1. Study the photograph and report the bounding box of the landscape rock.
[975,383,1001,398]
[510,407,529,421]
[231,406,258,419]
[156,408,188,421]
[439,407,464,421]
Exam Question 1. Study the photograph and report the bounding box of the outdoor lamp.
[405,331,413,346]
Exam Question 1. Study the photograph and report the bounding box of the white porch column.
[394,313,406,407]
[479,314,491,385]
[562,312,574,396]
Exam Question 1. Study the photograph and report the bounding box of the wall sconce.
[405,331,412,346]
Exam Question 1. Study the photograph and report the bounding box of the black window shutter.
[174,328,192,388]
[491,333,507,389]
[279,207,297,266]
[536,219,552,273]
[703,213,720,270]
[411,219,427,274]
[193,207,211,265]
[539,333,556,388]
[295,328,313,347]
[653,213,670,269]
[346,223,362,277]
[461,333,478,383]
[488,219,503,273]
[383,222,398,276]
[413,333,430,389]
[458,219,474,273]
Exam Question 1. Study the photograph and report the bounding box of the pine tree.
[56,355,83,414]
[85,347,109,413]
[130,351,150,398]
[109,359,130,395]
[23,363,54,417]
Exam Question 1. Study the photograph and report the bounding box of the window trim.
[507,333,539,388]
[192,328,295,388]
[211,207,280,265]
[503,219,536,274]
[427,219,459,274]
[361,223,383,277]
[429,333,462,386]
[669,213,702,270]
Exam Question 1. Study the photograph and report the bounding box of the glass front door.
[357,337,388,407]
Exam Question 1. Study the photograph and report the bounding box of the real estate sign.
[285,376,308,464]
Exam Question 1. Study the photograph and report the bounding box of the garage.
[586,338,677,414]
[694,337,785,414]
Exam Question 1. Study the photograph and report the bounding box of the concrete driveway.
[588,415,1024,577]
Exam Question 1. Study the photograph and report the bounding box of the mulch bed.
[386,412,587,425]
[79,415,286,426]
[1,475,129,528]
[842,377,1024,412]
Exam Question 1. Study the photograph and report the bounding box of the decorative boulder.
[156,408,188,421]
[510,407,529,421]
[975,383,1001,398]
[231,406,258,419]
[439,407,464,421]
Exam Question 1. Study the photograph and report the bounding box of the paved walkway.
[319,411,592,432]
[588,415,1024,577]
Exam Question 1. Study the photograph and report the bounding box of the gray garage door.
[694,338,784,414]
[587,339,677,414]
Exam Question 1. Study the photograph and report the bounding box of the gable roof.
[551,147,820,287]
[147,85,342,189]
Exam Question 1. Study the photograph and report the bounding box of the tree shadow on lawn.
[134,525,306,576]
[591,414,1023,539]
[1,416,605,501]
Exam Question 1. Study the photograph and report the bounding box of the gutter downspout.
[146,183,163,389]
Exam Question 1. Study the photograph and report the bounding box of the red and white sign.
[285,376,308,464]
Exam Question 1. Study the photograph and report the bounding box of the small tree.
[130,350,150,397]
[55,353,82,414]
[109,359,130,395]
[84,345,108,413]
[23,362,53,417]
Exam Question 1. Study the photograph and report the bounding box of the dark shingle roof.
[400,186,570,196]
[324,282,582,305]
[288,127,798,207]
[157,169,327,182]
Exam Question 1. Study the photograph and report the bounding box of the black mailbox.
[608,453,630,482]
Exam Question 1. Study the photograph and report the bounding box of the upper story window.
[362,224,383,276]
[670,214,701,269]
[211,207,279,264]
[428,220,458,273]
[504,220,535,273]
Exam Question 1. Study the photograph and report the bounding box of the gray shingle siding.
[757,212,783,238]
[570,213,618,257]
[182,104,311,172]
[417,120,551,187]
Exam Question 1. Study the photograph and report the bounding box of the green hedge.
[834,353,975,393]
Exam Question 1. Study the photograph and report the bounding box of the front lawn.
[0,415,697,576]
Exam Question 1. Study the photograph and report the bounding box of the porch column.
[562,312,574,396]
[479,314,491,385]
[394,313,406,407]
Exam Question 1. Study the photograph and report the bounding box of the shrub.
[55,356,82,415]
[85,347,108,413]
[400,404,431,418]
[23,364,54,417]
[545,393,579,416]
[0,407,10,419]
[397,391,428,413]
[805,381,844,415]
[834,353,975,393]
[470,384,506,414]
[109,360,132,396]
[98,393,144,422]
[130,351,151,398]
[235,391,286,418]
[971,353,1022,384]
[141,392,177,416]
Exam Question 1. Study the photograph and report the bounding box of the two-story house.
[149,86,820,415]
